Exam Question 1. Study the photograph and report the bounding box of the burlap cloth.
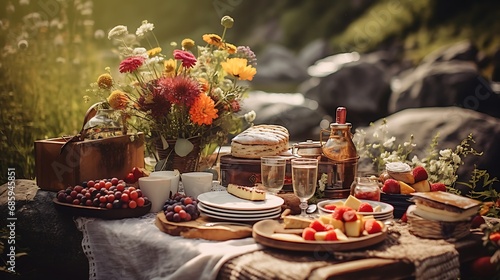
[218,222,462,280]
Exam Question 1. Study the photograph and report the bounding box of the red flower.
[119,56,145,73]
[159,76,200,107]
[173,50,197,68]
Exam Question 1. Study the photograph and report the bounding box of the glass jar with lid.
[350,176,381,201]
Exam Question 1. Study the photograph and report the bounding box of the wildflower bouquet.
[353,120,500,217]
[88,16,257,162]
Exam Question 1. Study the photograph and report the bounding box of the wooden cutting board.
[155,212,253,241]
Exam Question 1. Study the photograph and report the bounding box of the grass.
[0,1,104,183]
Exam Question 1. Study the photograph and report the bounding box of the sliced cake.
[227,184,266,201]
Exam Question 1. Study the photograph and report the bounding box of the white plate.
[199,209,281,222]
[198,203,281,218]
[197,191,284,211]
[199,201,282,215]
[317,199,394,216]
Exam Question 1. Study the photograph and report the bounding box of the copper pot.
[292,140,322,158]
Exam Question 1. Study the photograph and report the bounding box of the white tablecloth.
[75,214,261,280]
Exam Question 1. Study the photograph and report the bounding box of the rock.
[243,91,325,141]
[305,54,393,128]
[389,61,500,118]
[253,44,309,84]
[0,180,87,279]
[356,107,500,194]
[297,39,330,68]
[389,41,500,119]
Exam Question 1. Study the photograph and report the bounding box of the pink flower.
[173,50,197,68]
[159,76,200,107]
[119,56,145,73]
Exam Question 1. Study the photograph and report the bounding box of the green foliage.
[0,1,104,183]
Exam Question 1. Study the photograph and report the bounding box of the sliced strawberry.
[365,219,383,234]
[324,229,338,241]
[332,206,352,221]
[324,204,337,211]
[342,210,358,222]
[430,183,446,192]
[302,227,317,241]
[358,202,373,212]
[309,220,328,232]
[412,166,428,182]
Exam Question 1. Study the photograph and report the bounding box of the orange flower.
[221,58,257,81]
[189,94,218,125]
[107,90,129,110]
[202,34,222,47]
[222,43,237,54]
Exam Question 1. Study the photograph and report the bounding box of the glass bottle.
[320,107,359,193]
[321,107,358,161]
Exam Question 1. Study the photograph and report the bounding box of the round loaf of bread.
[231,125,289,159]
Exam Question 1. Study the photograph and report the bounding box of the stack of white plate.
[318,199,395,221]
[197,191,284,222]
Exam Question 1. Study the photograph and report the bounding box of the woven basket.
[407,206,471,240]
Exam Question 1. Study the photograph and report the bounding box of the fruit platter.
[53,172,152,219]
[252,210,387,252]
[318,195,394,221]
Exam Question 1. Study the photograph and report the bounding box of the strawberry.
[302,227,316,241]
[309,220,327,232]
[364,219,383,234]
[471,215,485,229]
[381,179,400,194]
[324,229,338,241]
[412,166,428,182]
[358,202,373,213]
[400,212,408,223]
[470,256,496,279]
[342,210,358,222]
[332,206,352,221]
[489,232,500,245]
[430,183,446,192]
[324,204,337,211]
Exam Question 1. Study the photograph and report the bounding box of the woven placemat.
[218,222,460,280]
[332,222,460,279]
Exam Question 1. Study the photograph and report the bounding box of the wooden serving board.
[155,212,253,241]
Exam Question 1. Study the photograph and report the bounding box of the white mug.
[138,177,171,213]
[150,170,180,194]
[181,172,213,199]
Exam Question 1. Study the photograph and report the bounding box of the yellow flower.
[164,59,177,76]
[202,34,222,47]
[221,58,257,81]
[107,90,129,110]
[181,38,195,50]
[223,43,237,54]
[189,94,218,125]
[147,47,162,57]
[97,73,113,89]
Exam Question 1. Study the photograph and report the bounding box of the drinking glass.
[260,156,286,195]
[291,158,318,217]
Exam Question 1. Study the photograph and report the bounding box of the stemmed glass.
[260,156,286,195]
[291,158,318,217]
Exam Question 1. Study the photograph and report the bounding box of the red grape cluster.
[163,193,200,222]
[56,178,149,209]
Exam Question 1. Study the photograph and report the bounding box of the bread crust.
[231,125,289,158]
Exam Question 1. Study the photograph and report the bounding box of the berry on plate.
[412,166,428,182]
[430,183,447,192]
